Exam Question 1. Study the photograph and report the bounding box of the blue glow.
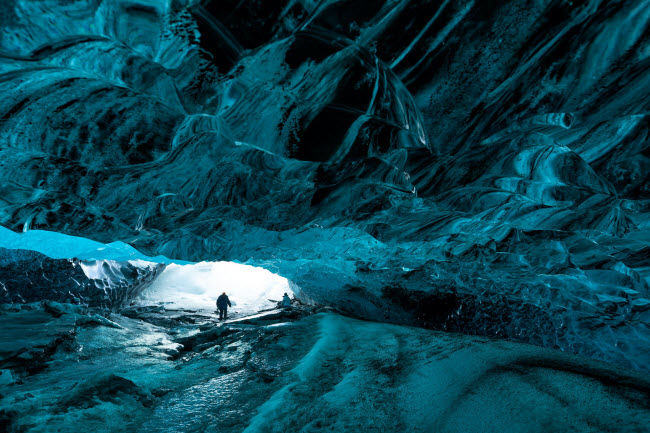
[1,1,649,430]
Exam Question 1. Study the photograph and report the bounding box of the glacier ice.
[2,309,649,432]
[0,228,295,314]
[0,0,648,367]
[0,226,180,263]
[0,247,165,309]
[1,0,650,430]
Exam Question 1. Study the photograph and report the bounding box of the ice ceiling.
[0,0,649,370]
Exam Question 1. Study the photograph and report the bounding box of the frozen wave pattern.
[0,0,649,370]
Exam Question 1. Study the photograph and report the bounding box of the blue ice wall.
[0,0,649,370]
[0,227,180,263]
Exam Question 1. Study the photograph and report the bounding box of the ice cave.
[1,0,649,432]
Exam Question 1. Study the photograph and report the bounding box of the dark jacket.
[216,294,231,310]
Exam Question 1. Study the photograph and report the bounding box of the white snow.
[136,261,293,313]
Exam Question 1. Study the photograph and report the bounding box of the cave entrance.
[136,261,293,315]
[0,227,294,316]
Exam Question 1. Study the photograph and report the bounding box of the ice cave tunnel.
[1,1,650,432]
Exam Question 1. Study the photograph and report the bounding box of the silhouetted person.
[281,293,292,308]
[216,292,231,320]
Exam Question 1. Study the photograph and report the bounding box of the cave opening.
[136,261,293,315]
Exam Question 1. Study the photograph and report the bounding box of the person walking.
[216,292,232,320]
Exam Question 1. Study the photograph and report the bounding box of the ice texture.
[0,226,181,263]
[1,309,649,432]
[0,247,165,309]
[0,0,649,371]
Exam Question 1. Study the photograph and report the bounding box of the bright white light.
[137,261,292,314]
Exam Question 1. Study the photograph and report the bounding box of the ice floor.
[1,303,648,433]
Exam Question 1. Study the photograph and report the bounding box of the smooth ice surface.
[0,226,179,264]
[137,261,292,313]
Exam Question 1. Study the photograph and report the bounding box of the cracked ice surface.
[0,0,649,372]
